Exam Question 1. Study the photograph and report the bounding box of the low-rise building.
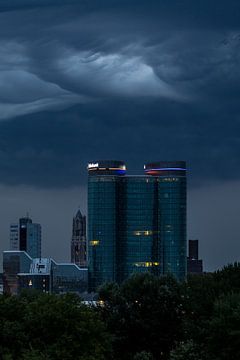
[3,251,88,296]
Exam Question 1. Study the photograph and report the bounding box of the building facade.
[10,217,41,258]
[26,223,41,259]
[88,161,125,290]
[3,251,32,295]
[10,223,19,251]
[51,261,88,294]
[0,273,4,295]
[18,258,51,293]
[88,160,187,291]
[71,210,87,267]
[118,176,158,283]
[19,216,33,252]
[3,251,88,295]
[144,162,187,281]
[187,239,203,274]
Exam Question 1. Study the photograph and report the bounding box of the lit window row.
[134,262,160,267]
[134,230,153,236]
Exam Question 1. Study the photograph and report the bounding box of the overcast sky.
[0,0,240,271]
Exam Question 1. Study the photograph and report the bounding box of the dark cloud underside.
[1,1,240,28]
[0,98,239,187]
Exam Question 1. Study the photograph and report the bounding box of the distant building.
[10,216,41,258]
[18,258,52,293]
[25,223,41,259]
[3,251,88,296]
[3,251,32,295]
[51,261,87,294]
[187,239,203,274]
[0,273,3,295]
[19,216,33,252]
[88,160,187,291]
[71,209,87,267]
[10,223,19,251]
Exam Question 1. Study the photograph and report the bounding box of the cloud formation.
[0,0,239,188]
[0,0,240,271]
[0,3,239,120]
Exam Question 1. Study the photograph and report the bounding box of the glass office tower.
[88,160,187,291]
[18,217,41,258]
[144,161,187,281]
[19,217,32,252]
[119,176,159,282]
[88,160,126,291]
[27,223,41,259]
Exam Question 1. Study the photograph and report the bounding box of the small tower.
[71,209,87,268]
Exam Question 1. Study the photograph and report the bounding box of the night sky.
[0,0,240,271]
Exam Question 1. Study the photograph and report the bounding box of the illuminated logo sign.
[88,163,99,169]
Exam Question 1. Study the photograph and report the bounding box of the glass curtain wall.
[88,176,119,291]
[119,176,159,281]
[157,176,187,280]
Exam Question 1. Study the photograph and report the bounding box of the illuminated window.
[144,230,153,236]
[90,240,99,246]
[134,231,141,236]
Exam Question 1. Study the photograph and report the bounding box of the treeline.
[1,264,240,359]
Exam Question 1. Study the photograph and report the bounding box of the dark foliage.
[98,273,183,360]
[0,291,111,360]
[1,263,240,359]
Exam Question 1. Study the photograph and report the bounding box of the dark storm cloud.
[0,0,240,271]
[0,0,240,187]
[1,0,240,28]
[0,97,240,188]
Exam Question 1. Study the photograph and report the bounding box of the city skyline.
[0,0,240,272]
[1,160,239,274]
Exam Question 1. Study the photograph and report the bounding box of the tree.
[214,262,240,294]
[207,293,240,360]
[133,351,154,360]
[170,341,208,360]
[0,292,112,360]
[182,273,218,344]
[99,273,184,360]
[0,294,29,358]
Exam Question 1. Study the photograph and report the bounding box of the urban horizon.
[1,158,239,275]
